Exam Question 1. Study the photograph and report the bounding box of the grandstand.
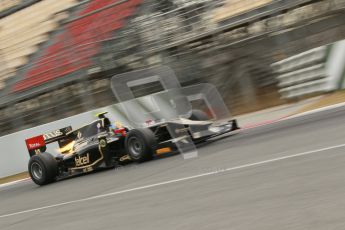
[0,0,344,136]
[0,0,77,89]
[0,0,21,12]
[214,0,273,23]
[12,0,143,92]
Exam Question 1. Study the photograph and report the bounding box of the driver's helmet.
[97,112,111,131]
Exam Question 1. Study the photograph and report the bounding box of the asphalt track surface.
[1,105,345,230]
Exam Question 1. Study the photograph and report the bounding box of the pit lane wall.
[0,104,129,178]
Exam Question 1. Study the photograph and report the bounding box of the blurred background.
[0,0,345,136]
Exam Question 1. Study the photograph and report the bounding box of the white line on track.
[1,142,345,219]
[287,102,345,119]
[2,102,345,189]
[0,178,30,189]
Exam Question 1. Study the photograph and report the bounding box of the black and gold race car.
[26,111,239,186]
[26,66,239,185]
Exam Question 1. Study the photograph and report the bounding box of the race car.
[26,111,239,185]
[26,66,240,185]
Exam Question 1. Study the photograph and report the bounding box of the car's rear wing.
[25,126,72,157]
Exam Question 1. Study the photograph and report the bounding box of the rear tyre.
[189,109,209,121]
[125,128,157,162]
[28,153,58,185]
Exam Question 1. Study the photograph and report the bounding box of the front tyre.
[28,153,58,185]
[125,128,157,162]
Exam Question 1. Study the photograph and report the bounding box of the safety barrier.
[272,46,329,98]
[273,39,345,98]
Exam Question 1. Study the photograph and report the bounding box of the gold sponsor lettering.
[83,166,93,173]
[75,153,90,167]
[119,155,131,162]
[43,130,63,140]
[34,149,41,155]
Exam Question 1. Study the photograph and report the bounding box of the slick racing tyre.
[28,153,58,185]
[189,109,209,121]
[125,128,157,162]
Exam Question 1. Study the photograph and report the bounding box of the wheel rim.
[31,162,43,180]
[128,137,143,157]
